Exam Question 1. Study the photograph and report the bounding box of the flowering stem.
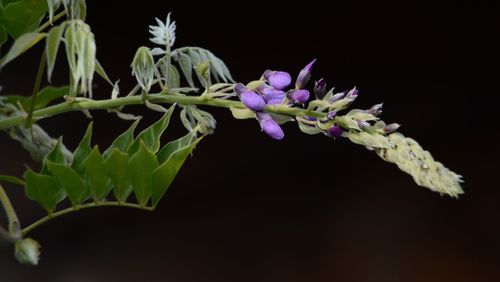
[22,201,153,236]
[0,184,21,242]
[0,92,325,130]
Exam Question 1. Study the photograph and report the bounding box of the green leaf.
[0,174,25,185]
[128,105,175,155]
[176,52,194,87]
[2,0,48,39]
[82,146,111,201]
[229,106,255,120]
[24,169,64,214]
[41,138,66,174]
[167,64,180,88]
[72,122,93,174]
[105,149,131,202]
[0,24,7,46]
[157,130,197,165]
[103,119,140,158]
[47,160,89,205]
[152,137,202,207]
[95,59,114,86]
[3,86,68,110]
[46,24,65,82]
[129,141,158,207]
[0,32,45,68]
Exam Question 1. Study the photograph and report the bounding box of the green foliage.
[1,0,47,39]
[3,86,68,111]
[129,141,158,206]
[172,47,233,88]
[46,24,65,81]
[0,32,45,68]
[21,106,202,213]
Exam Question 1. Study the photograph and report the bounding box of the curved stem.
[0,184,21,241]
[0,92,325,130]
[22,201,153,236]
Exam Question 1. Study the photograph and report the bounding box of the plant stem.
[0,92,325,130]
[0,184,21,242]
[36,11,66,33]
[22,201,153,236]
[25,51,47,128]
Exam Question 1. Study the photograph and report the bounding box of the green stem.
[36,11,66,33]
[0,92,325,130]
[25,51,47,128]
[22,201,153,236]
[0,184,21,241]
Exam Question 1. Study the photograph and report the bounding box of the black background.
[1,0,499,281]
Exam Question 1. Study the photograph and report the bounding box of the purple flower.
[234,83,248,95]
[263,70,292,90]
[257,112,284,140]
[240,91,265,111]
[295,59,316,89]
[288,89,310,103]
[327,110,337,120]
[329,92,346,103]
[314,78,326,98]
[327,125,343,138]
[259,87,286,105]
[357,120,370,129]
[345,87,359,100]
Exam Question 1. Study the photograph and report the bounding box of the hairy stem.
[22,201,153,236]
[0,92,325,130]
[0,184,21,242]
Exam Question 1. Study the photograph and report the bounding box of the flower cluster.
[234,59,351,140]
[234,59,320,140]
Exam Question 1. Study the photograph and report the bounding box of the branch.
[22,201,153,236]
[0,92,325,130]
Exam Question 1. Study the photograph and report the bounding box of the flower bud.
[289,89,310,103]
[327,125,343,138]
[329,92,346,103]
[345,87,359,100]
[383,123,401,134]
[263,70,292,90]
[241,91,265,111]
[357,120,370,129]
[367,103,383,116]
[259,87,286,105]
[327,110,337,120]
[257,112,284,140]
[15,238,41,265]
[295,59,316,89]
[234,83,248,95]
[131,46,155,92]
[314,78,327,99]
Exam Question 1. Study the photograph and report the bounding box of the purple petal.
[329,92,346,103]
[257,112,284,140]
[327,125,343,138]
[264,71,292,90]
[314,78,327,98]
[241,91,265,111]
[345,87,358,100]
[234,83,248,95]
[383,123,400,134]
[261,87,286,105]
[295,59,316,89]
[290,89,310,103]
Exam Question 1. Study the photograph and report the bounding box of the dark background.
[1,0,499,281]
